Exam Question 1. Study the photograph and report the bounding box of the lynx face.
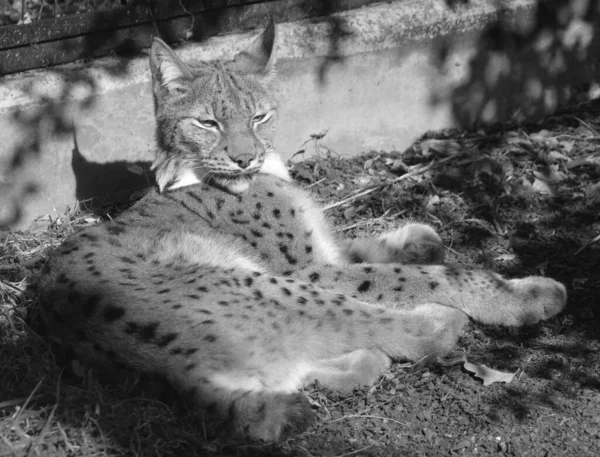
[150,22,289,194]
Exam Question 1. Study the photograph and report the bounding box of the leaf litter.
[1,102,600,455]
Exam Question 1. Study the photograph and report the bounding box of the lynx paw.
[233,392,314,442]
[380,223,445,265]
[509,277,567,325]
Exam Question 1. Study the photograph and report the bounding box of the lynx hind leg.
[307,305,469,392]
[344,223,445,265]
[306,349,392,392]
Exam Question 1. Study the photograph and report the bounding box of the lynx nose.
[231,153,254,169]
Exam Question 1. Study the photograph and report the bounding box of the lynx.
[40,22,567,442]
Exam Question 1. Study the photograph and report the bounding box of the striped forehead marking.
[205,65,256,119]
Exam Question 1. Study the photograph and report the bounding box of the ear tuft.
[150,37,193,93]
[229,19,277,76]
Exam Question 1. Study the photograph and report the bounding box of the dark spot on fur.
[158,288,171,294]
[103,305,125,322]
[83,252,95,259]
[157,333,178,347]
[141,322,160,341]
[125,322,139,334]
[218,301,229,306]
[250,229,263,238]
[308,272,320,283]
[253,290,263,300]
[83,294,101,317]
[108,237,122,247]
[204,335,217,343]
[57,273,69,284]
[107,225,126,235]
[343,309,354,315]
[273,209,281,218]
[393,286,403,292]
[363,267,373,273]
[429,281,440,290]
[118,256,136,265]
[357,280,372,293]
[281,287,292,296]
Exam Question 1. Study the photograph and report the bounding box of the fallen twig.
[574,233,600,255]
[574,116,600,137]
[0,280,25,295]
[324,155,456,211]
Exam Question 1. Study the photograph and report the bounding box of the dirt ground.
[1,101,599,456]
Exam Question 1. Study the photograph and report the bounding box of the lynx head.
[149,21,290,194]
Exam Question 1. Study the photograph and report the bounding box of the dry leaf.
[532,178,554,196]
[494,253,516,262]
[463,359,516,386]
[438,354,516,386]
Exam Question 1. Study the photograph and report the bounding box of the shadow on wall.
[71,129,154,212]
[2,0,600,227]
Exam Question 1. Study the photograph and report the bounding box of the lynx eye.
[252,113,270,124]
[194,119,219,130]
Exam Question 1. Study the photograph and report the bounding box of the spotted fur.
[39,22,567,442]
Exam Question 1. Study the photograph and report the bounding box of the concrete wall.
[0,0,595,228]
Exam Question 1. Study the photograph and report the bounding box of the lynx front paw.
[509,277,567,325]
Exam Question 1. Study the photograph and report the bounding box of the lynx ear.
[229,19,277,77]
[150,37,193,93]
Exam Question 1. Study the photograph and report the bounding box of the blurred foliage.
[438,0,600,127]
